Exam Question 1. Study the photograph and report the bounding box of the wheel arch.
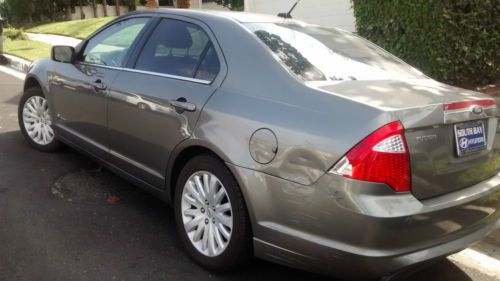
[24,75,42,92]
[166,140,230,204]
[166,140,257,238]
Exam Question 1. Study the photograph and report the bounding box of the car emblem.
[471,105,484,116]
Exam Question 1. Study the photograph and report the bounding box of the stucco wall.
[244,0,356,31]
[71,5,129,20]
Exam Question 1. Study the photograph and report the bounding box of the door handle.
[170,98,196,112]
[93,79,107,91]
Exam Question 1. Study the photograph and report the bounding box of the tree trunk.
[65,4,72,20]
[102,0,108,17]
[48,1,55,20]
[79,0,85,19]
[129,0,137,11]
[92,0,98,18]
[115,0,120,16]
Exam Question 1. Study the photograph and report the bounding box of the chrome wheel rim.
[181,171,233,257]
[22,96,55,146]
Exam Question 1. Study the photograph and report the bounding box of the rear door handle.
[93,79,107,91]
[170,98,196,112]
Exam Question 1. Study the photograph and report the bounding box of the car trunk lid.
[310,79,500,199]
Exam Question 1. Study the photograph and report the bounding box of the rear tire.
[174,154,253,271]
[18,87,61,152]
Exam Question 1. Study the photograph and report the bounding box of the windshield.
[245,23,426,82]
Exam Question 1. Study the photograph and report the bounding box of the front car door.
[107,17,226,188]
[49,16,151,158]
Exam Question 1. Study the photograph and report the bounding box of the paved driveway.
[0,69,499,281]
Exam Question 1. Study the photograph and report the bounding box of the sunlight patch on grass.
[27,17,115,39]
[4,38,52,61]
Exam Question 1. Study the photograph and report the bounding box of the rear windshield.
[244,23,425,82]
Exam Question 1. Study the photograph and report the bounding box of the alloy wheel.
[22,96,55,145]
[181,171,233,257]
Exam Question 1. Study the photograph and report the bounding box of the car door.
[107,17,226,188]
[49,17,151,158]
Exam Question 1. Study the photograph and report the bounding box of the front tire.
[174,154,253,271]
[18,87,60,152]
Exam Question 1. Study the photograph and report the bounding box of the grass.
[3,38,52,61]
[27,17,115,39]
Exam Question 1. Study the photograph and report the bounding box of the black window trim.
[127,15,225,85]
[75,15,155,68]
[74,13,226,86]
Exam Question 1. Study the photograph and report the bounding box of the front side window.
[81,18,149,67]
[245,23,426,82]
[135,19,220,81]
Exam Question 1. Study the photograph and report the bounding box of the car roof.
[131,8,307,25]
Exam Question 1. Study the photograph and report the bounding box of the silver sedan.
[18,9,500,279]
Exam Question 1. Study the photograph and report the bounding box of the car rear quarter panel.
[192,17,394,186]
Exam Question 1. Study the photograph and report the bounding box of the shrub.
[352,0,500,87]
[3,28,28,41]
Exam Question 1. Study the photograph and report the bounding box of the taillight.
[443,99,496,111]
[330,121,410,192]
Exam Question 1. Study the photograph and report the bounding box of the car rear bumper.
[229,165,500,278]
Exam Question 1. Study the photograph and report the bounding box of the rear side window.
[195,45,220,81]
[135,19,220,81]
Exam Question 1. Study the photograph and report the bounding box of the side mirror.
[51,46,75,63]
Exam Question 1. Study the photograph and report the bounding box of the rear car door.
[49,17,151,158]
[107,17,225,187]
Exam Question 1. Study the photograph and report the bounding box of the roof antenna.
[278,0,300,19]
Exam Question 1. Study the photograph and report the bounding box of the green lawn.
[27,17,115,39]
[3,38,52,61]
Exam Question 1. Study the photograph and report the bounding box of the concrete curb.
[1,54,31,73]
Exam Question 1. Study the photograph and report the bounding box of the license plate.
[454,121,487,156]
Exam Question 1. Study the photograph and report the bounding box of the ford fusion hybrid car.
[18,9,500,279]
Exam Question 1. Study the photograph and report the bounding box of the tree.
[2,0,34,23]
[102,0,108,16]
[215,0,243,11]
[91,0,97,17]
[115,0,120,16]
[78,0,85,19]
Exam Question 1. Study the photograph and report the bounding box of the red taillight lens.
[443,99,496,111]
[330,121,411,192]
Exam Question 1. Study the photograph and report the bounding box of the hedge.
[352,0,500,87]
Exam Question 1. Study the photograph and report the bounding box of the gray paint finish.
[22,9,500,279]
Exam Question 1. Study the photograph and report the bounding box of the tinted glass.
[135,19,219,80]
[195,45,220,81]
[82,18,149,67]
[245,23,426,82]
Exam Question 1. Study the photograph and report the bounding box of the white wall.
[244,0,356,32]
[71,5,130,20]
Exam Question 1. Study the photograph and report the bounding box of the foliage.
[3,27,28,40]
[1,0,72,23]
[0,0,134,25]
[27,17,114,39]
[352,0,500,86]
[214,0,244,11]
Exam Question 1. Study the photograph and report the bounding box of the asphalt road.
[0,69,498,281]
